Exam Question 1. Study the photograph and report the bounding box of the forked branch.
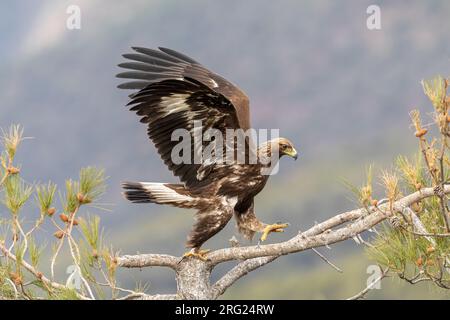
[116,185,450,299]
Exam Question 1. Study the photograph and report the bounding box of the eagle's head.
[276,138,298,160]
[259,138,298,161]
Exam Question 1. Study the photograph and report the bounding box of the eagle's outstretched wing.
[117,47,250,129]
[117,47,253,188]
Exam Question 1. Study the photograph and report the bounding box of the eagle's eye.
[280,144,288,150]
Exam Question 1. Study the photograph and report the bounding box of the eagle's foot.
[182,249,210,261]
[260,223,289,242]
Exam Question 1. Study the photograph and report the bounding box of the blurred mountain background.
[1,0,450,299]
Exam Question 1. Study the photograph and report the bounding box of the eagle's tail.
[122,182,199,209]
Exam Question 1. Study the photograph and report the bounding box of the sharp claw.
[182,249,210,261]
[260,233,266,242]
[259,223,289,242]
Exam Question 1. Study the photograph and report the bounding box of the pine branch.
[115,185,450,299]
[0,240,90,300]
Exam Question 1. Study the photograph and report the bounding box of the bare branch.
[122,293,179,300]
[117,253,179,269]
[311,248,343,273]
[301,209,363,237]
[211,256,277,299]
[209,247,343,298]
[207,186,450,265]
[346,267,389,300]
[402,228,450,238]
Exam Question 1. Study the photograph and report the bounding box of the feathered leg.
[234,202,288,242]
[183,204,234,260]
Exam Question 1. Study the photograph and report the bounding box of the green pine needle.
[35,182,57,214]
[1,175,33,215]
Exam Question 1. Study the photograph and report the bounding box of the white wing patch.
[140,182,193,203]
[210,79,219,88]
[220,196,238,208]
[160,94,190,116]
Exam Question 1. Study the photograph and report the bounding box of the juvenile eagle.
[117,47,298,259]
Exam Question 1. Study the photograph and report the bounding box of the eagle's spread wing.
[117,47,250,129]
[117,47,253,188]
[116,47,277,249]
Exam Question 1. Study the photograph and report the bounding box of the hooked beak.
[286,148,298,160]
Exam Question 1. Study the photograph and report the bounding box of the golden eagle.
[117,47,298,259]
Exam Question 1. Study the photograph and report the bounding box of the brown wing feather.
[117,47,251,129]
[122,77,242,188]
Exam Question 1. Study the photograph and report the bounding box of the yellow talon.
[260,223,289,242]
[183,249,210,261]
